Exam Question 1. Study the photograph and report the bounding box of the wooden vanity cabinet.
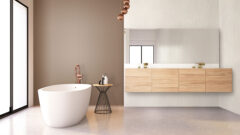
[125,69,151,92]
[179,69,206,92]
[151,69,179,92]
[124,68,232,93]
[206,69,232,92]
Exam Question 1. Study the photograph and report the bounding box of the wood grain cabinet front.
[125,69,151,92]
[124,68,232,93]
[206,69,232,92]
[179,69,206,92]
[151,69,179,92]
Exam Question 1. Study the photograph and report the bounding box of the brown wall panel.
[34,0,123,105]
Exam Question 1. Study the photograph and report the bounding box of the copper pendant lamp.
[117,0,130,21]
[117,14,124,20]
[121,8,128,14]
[123,3,130,9]
[123,0,130,4]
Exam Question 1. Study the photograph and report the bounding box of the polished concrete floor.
[0,106,240,135]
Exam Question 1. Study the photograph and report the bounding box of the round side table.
[93,84,113,114]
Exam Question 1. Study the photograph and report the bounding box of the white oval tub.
[38,84,91,128]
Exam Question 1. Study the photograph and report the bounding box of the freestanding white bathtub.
[38,84,91,128]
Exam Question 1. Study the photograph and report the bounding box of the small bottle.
[104,75,108,84]
[101,75,105,85]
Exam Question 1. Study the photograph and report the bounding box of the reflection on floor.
[0,106,240,135]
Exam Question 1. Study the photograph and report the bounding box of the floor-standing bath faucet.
[75,64,82,84]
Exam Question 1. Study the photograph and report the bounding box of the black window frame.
[0,0,29,119]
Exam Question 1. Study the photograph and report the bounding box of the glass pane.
[142,46,153,64]
[13,1,28,110]
[0,0,10,115]
[130,46,141,64]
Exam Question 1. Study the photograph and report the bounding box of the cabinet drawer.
[206,69,232,92]
[151,69,178,92]
[125,69,151,92]
[125,69,151,77]
[179,69,205,92]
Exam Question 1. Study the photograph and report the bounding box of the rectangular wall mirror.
[124,29,220,68]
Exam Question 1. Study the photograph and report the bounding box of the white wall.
[125,93,219,107]
[124,0,220,107]
[124,0,219,29]
[219,0,240,114]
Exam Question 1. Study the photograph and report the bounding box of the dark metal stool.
[93,84,113,114]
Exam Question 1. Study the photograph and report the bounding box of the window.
[129,45,154,64]
[13,0,28,110]
[0,0,28,118]
[0,0,10,115]
[129,46,141,64]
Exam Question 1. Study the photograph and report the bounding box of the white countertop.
[124,64,219,68]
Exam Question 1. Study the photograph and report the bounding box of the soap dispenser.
[103,74,108,85]
[101,75,105,85]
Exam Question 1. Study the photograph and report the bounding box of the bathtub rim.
[38,84,91,93]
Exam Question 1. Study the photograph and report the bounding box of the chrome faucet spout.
[75,64,82,84]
